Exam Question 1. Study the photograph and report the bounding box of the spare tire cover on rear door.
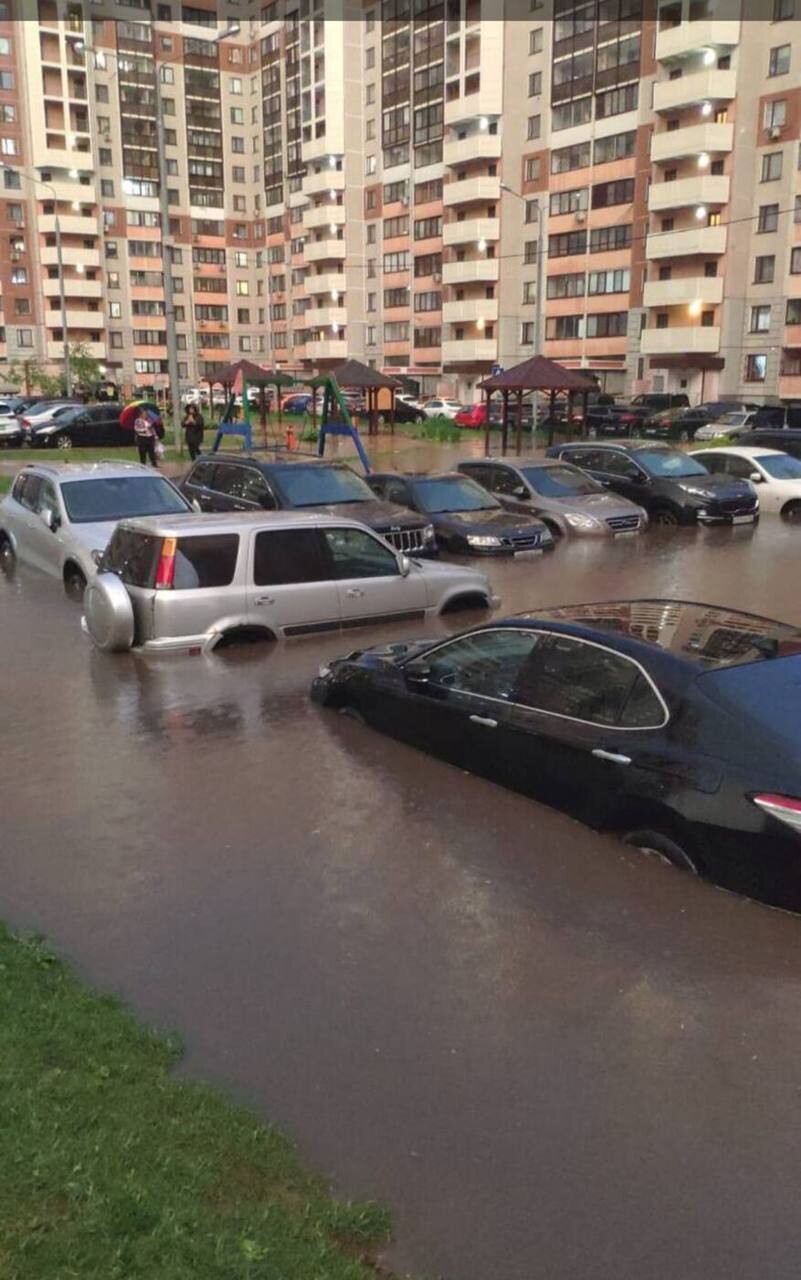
[84,573,135,652]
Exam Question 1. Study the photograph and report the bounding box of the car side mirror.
[513,485,528,499]
[191,498,202,512]
[404,658,431,685]
[749,472,763,484]
[40,506,60,532]
[398,553,411,577]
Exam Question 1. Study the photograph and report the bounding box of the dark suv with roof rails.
[180,453,438,555]
[738,427,801,460]
[545,441,759,527]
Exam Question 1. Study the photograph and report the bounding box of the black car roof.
[555,441,672,454]
[494,600,801,672]
[195,452,352,472]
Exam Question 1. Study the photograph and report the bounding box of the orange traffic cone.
[285,424,296,451]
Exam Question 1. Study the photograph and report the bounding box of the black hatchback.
[546,441,759,527]
[26,403,125,449]
[312,600,801,912]
[180,454,438,556]
[366,471,554,555]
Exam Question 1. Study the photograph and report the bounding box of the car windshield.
[412,476,499,513]
[521,464,602,497]
[718,413,746,426]
[61,476,191,523]
[632,449,708,478]
[755,453,801,480]
[270,465,374,506]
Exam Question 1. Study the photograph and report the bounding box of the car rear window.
[174,535,239,589]
[105,529,161,588]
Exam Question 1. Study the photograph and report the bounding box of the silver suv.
[83,511,499,655]
[0,461,193,597]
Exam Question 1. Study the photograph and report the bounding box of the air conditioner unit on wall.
[575,209,586,223]
[768,125,782,139]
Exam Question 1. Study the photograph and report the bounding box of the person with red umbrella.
[131,404,163,467]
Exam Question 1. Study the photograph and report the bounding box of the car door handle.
[592,748,631,765]
[255,595,275,605]
[469,714,498,728]
[346,587,365,598]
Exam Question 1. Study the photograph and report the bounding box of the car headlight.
[423,524,436,542]
[317,664,331,679]
[681,486,711,498]
[564,512,601,530]
[467,534,503,547]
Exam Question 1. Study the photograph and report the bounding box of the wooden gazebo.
[478,356,597,453]
[327,359,401,436]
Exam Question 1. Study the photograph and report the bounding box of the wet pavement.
[3,482,801,1279]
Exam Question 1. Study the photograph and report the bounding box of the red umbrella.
[120,400,160,431]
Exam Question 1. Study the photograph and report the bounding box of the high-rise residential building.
[0,1,799,407]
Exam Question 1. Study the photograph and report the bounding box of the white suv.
[0,461,193,597]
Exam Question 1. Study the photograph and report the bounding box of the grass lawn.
[0,923,393,1279]
[0,475,11,496]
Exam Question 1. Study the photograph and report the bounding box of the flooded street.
[4,499,801,1279]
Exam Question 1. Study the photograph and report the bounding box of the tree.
[68,343,103,398]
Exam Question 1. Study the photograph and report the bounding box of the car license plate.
[514,548,543,558]
[614,530,638,538]
[732,514,755,524]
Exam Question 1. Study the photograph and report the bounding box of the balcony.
[651,121,733,164]
[47,340,105,359]
[304,237,346,262]
[443,132,502,169]
[45,309,104,330]
[655,19,740,63]
[40,246,101,268]
[302,202,346,232]
[780,374,801,399]
[785,325,801,349]
[648,174,729,214]
[303,305,347,328]
[442,298,499,324]
[640,326,721,355]
[442,258,500,285]
[42,277,103,298]
[443,217,500,248]
[645,224,727,260]
[643,276,724,308]
[303,133,338,163]
[303,165,345,196]
[442,338,497,364]
[38,213,99,237]
[653,68,736,114]
[303,270,346,296]
[32,148,95,175]
[443,176,500,207]
[304,337,348,361]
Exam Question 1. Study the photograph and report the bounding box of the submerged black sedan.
[313,600,801,912]
[367,471,554,555]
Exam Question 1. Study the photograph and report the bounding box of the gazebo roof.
[202,360,295,389]
[478,355,597,393]
[326,359,401,389]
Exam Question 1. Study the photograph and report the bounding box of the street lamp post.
[1,162,72,395]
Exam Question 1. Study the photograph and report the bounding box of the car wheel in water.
[543,519,563,541]
[55,433,73,450]
[781,500,801,524]
[0,533,15,573]
[63,566,87,602]
[651,507,680,528]
[621,828,699,875]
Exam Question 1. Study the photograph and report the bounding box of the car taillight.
[154,536,177,590]
[753,794,801,836]
[21,418,31,427]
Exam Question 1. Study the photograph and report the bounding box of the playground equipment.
[207,363,374,473]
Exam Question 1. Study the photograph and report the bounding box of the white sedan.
[422,398,464,420]
[694,410,757,442]
[693,446,801,521]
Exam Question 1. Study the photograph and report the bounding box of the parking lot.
[4,500,801,1280]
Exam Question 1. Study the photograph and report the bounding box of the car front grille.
[606,514,641,532]
[500,530,543,550]
[710,498,758,516]
[382,526,427,553]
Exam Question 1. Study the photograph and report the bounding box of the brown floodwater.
[3,483,801,1280]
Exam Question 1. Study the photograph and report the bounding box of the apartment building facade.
[0,0,799,405]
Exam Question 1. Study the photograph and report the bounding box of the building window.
[769,44,791,75]
[761,151,783,182]
[551,142,591,174]
[523,241,538,264]
[545,315,583,340]
[588,268,630,295]
[750,305,771,332]
[754,254,775,283]
[522,281,537,303]
[745,354,767,381]
[758,203,779,232]
[596,83,638,118]
[585,312,627,338]
[764,99,787,131]
[366,84,375,105]
[528,71,542,96]
[525,156,541,182]
[549,187,588,215]
[791,246,801,273]
[365,47,375,69]
[527,115,541,141]
[593,131,636,165]
[546,272,585,298]
[656,312,669,329]
[16,329,33,347]
[521,322,535,344]
[529,27,543,53]
[591,178,634,208]
[553,96,592,131]
[701,310,715,327]
[589,224,632,252]
[786,298,801,324]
